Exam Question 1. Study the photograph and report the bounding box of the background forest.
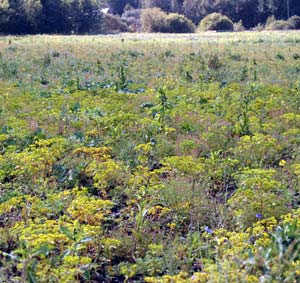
[1,0,300,34]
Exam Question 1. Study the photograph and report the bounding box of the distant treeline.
[1,0,300,34]
[0,0,103,34]
[111,0,300,28]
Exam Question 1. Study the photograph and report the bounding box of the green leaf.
[59,224,75,241]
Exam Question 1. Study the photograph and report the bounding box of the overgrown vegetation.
[264,15,300,31]
[141,8,195,33]
[198,13,233,31]
[1,32,300,282]
[106,0,300,29]
[1,0,300,34]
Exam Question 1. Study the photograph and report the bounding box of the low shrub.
[265,15,276,27]
[288,15,300,29]
[252,23,264,31]
[141,8,195,33]
[141,8,166,32]
[233,20,246,32]
[265,15,293,30]
[265,20,291,30]
[198,13,234,31]
[164,13,195,33]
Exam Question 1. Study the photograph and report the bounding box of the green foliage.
[164,13,195,33]
[246,219,300,282]
[288,15,300,29]
[0,0,103,34]
[229,168,289,228]
[141,8,195,33]
[2,33,300,282]
[101,13,128,34]
[264,15,299,31]
[1,0,300,34]
[198,13,234,31]
[107,0,128,15]
[233,20,246,32]
[265,19,291,30]
[232,134,282,167]
[141,8,167,32]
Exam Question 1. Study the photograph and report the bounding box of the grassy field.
[1,32,300,282]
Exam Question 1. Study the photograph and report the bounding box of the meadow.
[1,31,300,282]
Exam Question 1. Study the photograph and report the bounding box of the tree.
[171,0,181,12]
[107,0,128,14]
[0,0,32,34]
[23,0,43,33]
[39,0,73,33]
[1,0,300,33]
[140,0,172,12]
[69,0,102,33]
[198,12,233,31]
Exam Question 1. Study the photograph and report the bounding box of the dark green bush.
[141,8,166,32]
[141,8,195,33]
[164,13,195,33]
[288,15,300,29]
[198,13,234,31]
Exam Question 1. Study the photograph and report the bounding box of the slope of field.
[1,32,300,282]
